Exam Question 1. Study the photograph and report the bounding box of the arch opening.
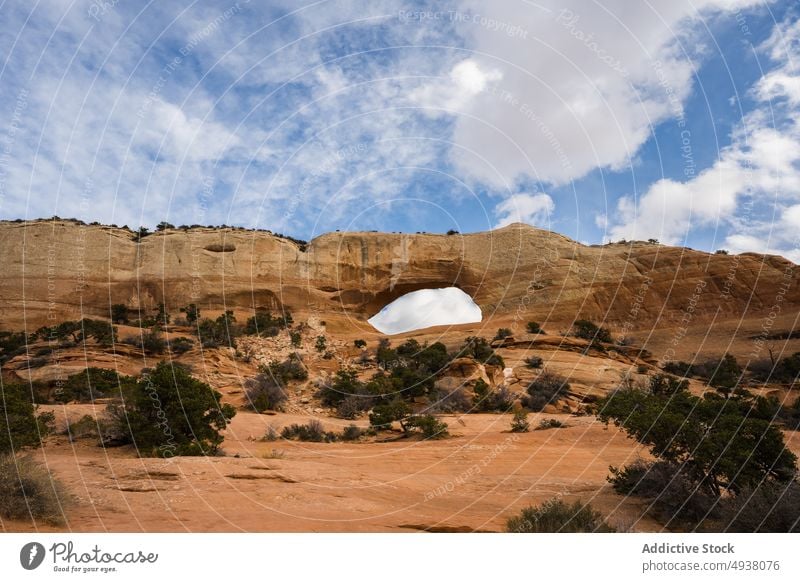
[367,287,482,335]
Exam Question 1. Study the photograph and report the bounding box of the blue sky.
[0,0,799,260]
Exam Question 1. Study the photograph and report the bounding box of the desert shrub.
[245,373,288,412]
[506,498,615,533]
[648,373,688,396]
[141,326,166,354]
[526,321,543,334]
[180,303,201,323]
[0,454,66,525]
[472,379,492,411]
[430,386,472,413]
[354,339,367,349]
[267,355,308,383]
[281,419,336,442]
[636,364,649,374]
[369,399,412,430]
[244,309,293,336]
[0,384,54,453]
[341,424,363,441]
[318,368,363,406]
[168,336,194,355]
[108,361,235,457]
[663,360,693,377]
[717,480,800,532]
[0,330,29,364]
[537,418,564,430]
[336,395,371,419]
[525,371,571,412]
[459,336,505,367]
[572,319,612,344]
[708,353,742,397]
[290,330,302,347]
[494,328,513,340]
[405,414,449,439]
[262,425,279,442]
[197,311,240,348]
[53,367,135,403]
[510,410,530,433]
[748,352,800,384]
[524,356,543,369]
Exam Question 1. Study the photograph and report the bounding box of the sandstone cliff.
[1,219,797,332]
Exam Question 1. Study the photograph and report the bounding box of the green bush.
[54,368,136,403]
[494,328,513,340]
[524,356,543,369]
[0,384,54,453]
[0,454,66,525]
[572,319,612,344]
[0,330,29,364]
[244,309,293,336]
[526,321,544,334]
[404,414,449,439]
[290,331,302,347]
[168,336,194,355]
[537,418,564,430]
[354,339,367,349]
[108,362,235,457]
[341,424,363,441]
[369,399,411,430]
[507,498,615,532]
[510,409,530,433]
[319,368,362,406]
[180,303,201,323]
[459,336,504,367]
[315,335,327,353]
[648,373,688,396]
[525,371,571,412]
[281,419,336,442]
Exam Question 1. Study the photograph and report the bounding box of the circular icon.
[20,542,46,570]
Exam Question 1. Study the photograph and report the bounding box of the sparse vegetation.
[524,355,543,369]
[354,339,367,349]
[526,321,544,334]
[537,418,565,430]
[181,303,200,323]
[244,309,293,337]
[571,319,612,344]
[290,330,302,347]
[494,328,513,340]
[0,454,66,525]
[507,498,615,533]
[510,409,530,433]
[0,383,54,453]
[315,335,327,353]
[281,419,336,442]
[525,371,571,412]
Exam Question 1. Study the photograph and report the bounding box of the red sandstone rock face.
[1,219,797,331]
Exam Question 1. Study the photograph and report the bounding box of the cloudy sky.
[0,0,798,260]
